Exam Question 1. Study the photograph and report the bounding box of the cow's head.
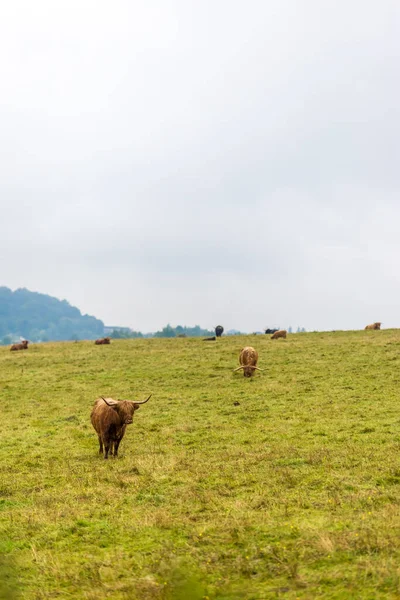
[101,395,152,424]
[234,365,262,377]
[243,366,255,378]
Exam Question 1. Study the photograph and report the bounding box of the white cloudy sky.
[0,0,398,332]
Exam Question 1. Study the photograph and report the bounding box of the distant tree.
[130,330,144,338]
[154,324,176,338]
[108,329,143,339]
[288,326,292,334]
[153,324,214,338]
[110,329,123,339]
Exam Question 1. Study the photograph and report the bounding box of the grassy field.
[1,331,400,599]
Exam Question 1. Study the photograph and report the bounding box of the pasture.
[1,331,400,599]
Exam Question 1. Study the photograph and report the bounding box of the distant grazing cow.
[215,325,224,337]
[91,394,151,459]
[234,346,262,377]
[10,340,29,351]
[271,330,287,340]
[95,337,111,345]
[365,322,382,330]
[265,328,279,335]
[203,336,216,341]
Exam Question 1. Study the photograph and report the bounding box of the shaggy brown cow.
[365,322,382,330]
[91,394,151,459]
[10,340,29,351]
[95,337,111,345]
[271,330,287,340]
[234,346,262,377]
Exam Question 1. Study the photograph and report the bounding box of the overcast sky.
[0,1,398,332]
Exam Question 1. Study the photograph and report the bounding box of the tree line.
[109,324,214,339]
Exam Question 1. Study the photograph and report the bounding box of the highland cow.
[234,346,262,377]
[364,323,382,330]
[215,325,224,337]
[91,394,151,459]
[271,330,287,340]
[95,337,111,345]
[10,340,29,351]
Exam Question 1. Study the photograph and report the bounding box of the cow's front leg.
[113,439,122,457]
[104,442,111,459]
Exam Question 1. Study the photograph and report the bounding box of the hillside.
[1,331,400,598]
[0,287,104,343]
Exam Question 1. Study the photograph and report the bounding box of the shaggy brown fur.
[271,330,287,340]
[10,340,29,351]
[365,323,381,330]
[234,346,262,377]
[90,395,151,459]
[95,337,111,345]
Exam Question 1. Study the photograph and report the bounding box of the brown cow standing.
[10,340,29,351]
[95,337,111,345]
[365,322,381,330]
[271,330,287,340]
[234,346,262,377]
[91,394,151,459]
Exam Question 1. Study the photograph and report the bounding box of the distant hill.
[0,287,104,344]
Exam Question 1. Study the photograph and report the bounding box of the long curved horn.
[133,394,152,405]
[101,397,119,406]
[233,366,245,371]
[249,366,263,371]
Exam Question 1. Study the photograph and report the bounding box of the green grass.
[1,331,400,599]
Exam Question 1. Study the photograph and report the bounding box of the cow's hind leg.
[98,436,103,455]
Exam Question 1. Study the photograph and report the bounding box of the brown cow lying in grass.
[365,322,381,330]
[95,337,111,345]
[10,340,29,351]
[271,330,287,340]
[234,346,262,377]
[91,394,151,459]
